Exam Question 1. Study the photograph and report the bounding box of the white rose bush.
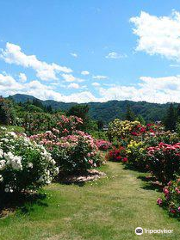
[0,128,59,194]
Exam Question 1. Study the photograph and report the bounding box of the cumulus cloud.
[2,71,180,104]
[81,70,90,75]
[19,73,27,82]
[130,11,180,61]
[0,42,72,81]
[99,75,180,103]
[61,73,84,82]
[0,72,96,103]
[92,75,108,80]
[106,52,127,59]
[67,83,80,89]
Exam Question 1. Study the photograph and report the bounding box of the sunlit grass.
[0,162,179,240]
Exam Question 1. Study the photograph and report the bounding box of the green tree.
[136,114,145,125]
[164,103,176,131]
[0,97,16,125]
[125,105,136,121]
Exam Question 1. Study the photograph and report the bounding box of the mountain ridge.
[9,94,175,123]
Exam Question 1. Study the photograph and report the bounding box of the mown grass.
[0,162,180,240]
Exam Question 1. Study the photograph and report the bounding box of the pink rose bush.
[95,139,112,151]
[146,142,180,184]
[30,116,101,174]
[157,179,180,218]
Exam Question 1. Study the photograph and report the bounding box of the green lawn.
[0,162,179,240]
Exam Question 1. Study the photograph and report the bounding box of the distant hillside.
[9,94,174,123]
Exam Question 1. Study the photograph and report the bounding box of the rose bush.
[0,128,58,193]
[147,142,180,184]
[126,140,147,170]
[95,139,112,151]
[107,120,146,147]
[30,116,101,174]
[106,146,127,163]
[157,178,180,218]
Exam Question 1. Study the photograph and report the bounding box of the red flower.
[122,157,128,163]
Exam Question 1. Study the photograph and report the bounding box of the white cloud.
[106,52,127,59]
[61,73,84,83]
[67,83,80,89]
[2,72,180,104]
[92,75,108,80]
[92,82,100,87]
[70,53,78,58]
[130,11,180,61]
[61,73,75,82]
[81,70,90,75]
[0,72,96,103]
[99,75,180,103]
[19,73,27,82]
[0,42,72,81]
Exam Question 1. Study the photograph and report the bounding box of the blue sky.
[1,0,180,103]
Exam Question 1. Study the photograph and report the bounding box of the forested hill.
[10,94,175,123]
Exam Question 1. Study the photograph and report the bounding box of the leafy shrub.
[30,116,101,174]
[108,119,145,143]
[157,178,180,218]
[106,146,127,163]
[126,140,147,170]
[50,132,101,173]
[0,129,58,193]
[147,142,180,184]
[95,139,112,151]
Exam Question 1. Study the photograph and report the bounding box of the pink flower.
[157,198,163,206]
[163,188,169,195]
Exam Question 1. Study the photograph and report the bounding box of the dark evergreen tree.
[97,120,104,130]
[164,103,176,131]
[125,105,136,121]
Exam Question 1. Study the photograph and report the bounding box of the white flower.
[11,156,22,170]
[4,152,14,162]
[8,132,17,138]
[0,175,3,182]
[0,160,6,170]
[0,149,3,158]
[0,127,7,130]
[27,162,33,169]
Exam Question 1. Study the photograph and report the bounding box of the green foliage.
[164,103,176,131]
[11,94,174,123]
[125,105,136,121]
[0,97,16,125]
[67,104,90,130]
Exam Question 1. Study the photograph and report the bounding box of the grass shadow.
[137,175,163,192]
[0,191,47,218]
[123,164,147,173]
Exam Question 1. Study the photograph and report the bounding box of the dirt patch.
[60,169,106,184]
